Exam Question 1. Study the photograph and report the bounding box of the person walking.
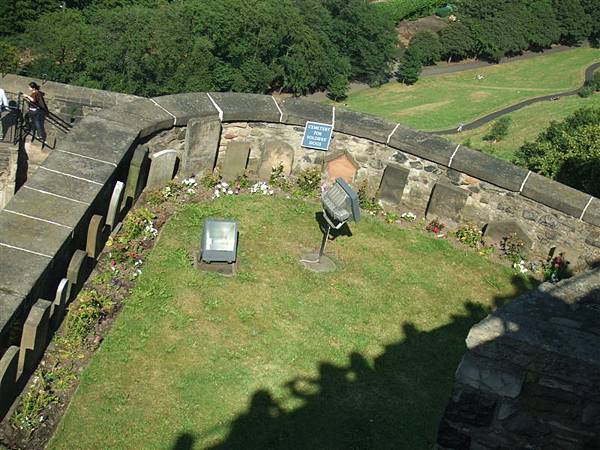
[23,81,48,146]
[0,87,8,140]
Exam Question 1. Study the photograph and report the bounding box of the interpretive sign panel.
[301,121,333,151]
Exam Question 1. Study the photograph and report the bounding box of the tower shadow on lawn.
[170,276,532,450]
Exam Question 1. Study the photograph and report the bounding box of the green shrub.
[483,116,512,142]
[500,233,527,264]
[65,290,114,343]
[454,224,483,248]
[10,371,59,434]
[295,167,321,196]
[578,82,595,98]
[357,179,381,214]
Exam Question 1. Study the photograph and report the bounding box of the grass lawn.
[49,196,532,450]
[453,93,600,161]
[339,47,599,131]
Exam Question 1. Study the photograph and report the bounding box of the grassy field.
[50,196,531,450]
[452,93,600,161]
[340,47,600,131]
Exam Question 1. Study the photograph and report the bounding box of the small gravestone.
[379,163,410,205]
[427,182,469,220]
[484,220,532,250]
[147,149,178,189]
[258,141,295,180]
[125,146,150,202]
[106,181,124,230]
[0,346,19,418]
[50,278,70,330]
[221,142,250,182]
[183,118,221,175]
[326,153,358,184]
[86,215,106,258]
[67,249,88,291]
[18,300,52,376]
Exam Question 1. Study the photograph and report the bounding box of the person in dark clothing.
[23,81,48,145]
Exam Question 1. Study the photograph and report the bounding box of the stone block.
[55,115,139,165]
[124,146,150,202]
[581,197,600,228]
[0,346,19,419]
[388,127,456,166]
[456,353,523,398]
[334,110,396,144]
[182,118,221,176]
[106,181,124,230]
[42,148,116,186]
[378,163,410,206]
[86,214,106,258]
[0,291,22,345]
[280,98,333,126]
[426,183,469,220]
[208,92,281,122]
[152,93,219,126]
[18,299,52,376]
[258,141,295,180]
[221,142,250,182]
[25,166,100,205]
[67,249,88,289]
[0,209,72,258]
[96,98,173,139]
[484,221,532,250]
[451,146,529,192]
[325,153,358,184]
[50,278,70,330]
[147,149,178,189]
[520,172,591,219]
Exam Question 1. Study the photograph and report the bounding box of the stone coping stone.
[42,149,116,186]
[209,92,281,123]
[2,187,88,230]
[334,110,396,144]
[520,172,591,219]
[0,291,23,342]
[451,146,529,192]
[152,94,219,126]
[388,127,456,166]
[280,98,333,126]
[96,98,173,139]
[467,269,600,369]
[24,169,99,205]
[0,74,138,108]
[0,246,51,298]
[0,210,72,258]
[55,116,139,165]
[581,197,600,228]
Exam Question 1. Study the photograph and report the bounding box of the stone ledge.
[451,146,529,192]
[333,110,396,144]
[42,149,117,186]
[24,169,100,205]
[0,291,23,344]
[582,197,600,228]
[520,172,592,219]
[152,94,219,126]
[388,127,456,166]
[279,98,333,126]
[209,92,281,123]
[95,98,173,139]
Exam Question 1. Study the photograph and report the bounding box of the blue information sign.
[301,121,333,151]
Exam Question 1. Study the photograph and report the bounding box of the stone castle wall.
[0,89,599,442]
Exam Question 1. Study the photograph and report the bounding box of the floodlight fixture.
[200,219,238,263]
[301,177,360,271]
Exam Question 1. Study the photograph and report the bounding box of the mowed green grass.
[454,93,600,161]
[50,196,531,450]
[340,47,600,131]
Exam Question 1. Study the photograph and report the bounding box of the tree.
[438,23,475,62]
[396,47,422,85]
[552,0,593,45]
[483,116,512,142]
[514,107,600,196]
[409,31,442,65]
[525,0,561,50]
[0,41,20,74]
[327,74,350,101]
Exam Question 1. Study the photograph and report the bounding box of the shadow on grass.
[171,275,533,450]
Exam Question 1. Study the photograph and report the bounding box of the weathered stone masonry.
[0,83,599,443]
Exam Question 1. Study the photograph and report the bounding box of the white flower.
[227,189,233,195]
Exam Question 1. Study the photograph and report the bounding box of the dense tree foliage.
[396,47,423,85]
[514,107,600,197]
[8,0,396,97]
[408,31,442,65]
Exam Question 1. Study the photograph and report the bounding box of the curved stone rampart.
[0,90,599,421]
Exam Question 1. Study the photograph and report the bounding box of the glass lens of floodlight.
[206,222,236,251]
